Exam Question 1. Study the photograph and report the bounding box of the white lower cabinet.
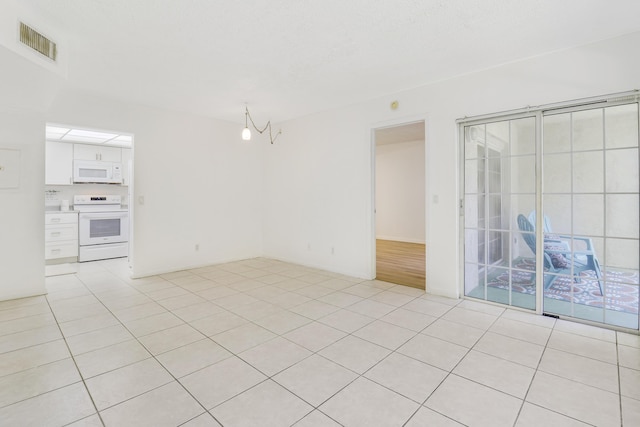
[45,212,78,260]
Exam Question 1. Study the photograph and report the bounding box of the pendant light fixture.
[241,105,281,144]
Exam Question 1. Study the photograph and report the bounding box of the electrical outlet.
[331,246,335,255]
[195,244,199,251]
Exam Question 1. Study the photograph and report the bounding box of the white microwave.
[73,160,123,184]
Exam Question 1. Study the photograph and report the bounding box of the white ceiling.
[17,0,640,123]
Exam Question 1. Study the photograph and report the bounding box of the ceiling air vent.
[19,22,57,61]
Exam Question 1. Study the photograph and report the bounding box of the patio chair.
[517,214,603,294]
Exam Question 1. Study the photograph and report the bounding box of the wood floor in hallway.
[376,239,426,289]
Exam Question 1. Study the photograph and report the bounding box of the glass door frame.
[458,90,640,330]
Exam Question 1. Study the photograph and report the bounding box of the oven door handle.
[80,213,128,220]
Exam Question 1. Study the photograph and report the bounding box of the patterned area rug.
[488,258,639,314]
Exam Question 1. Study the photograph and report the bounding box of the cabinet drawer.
[45,224,78,242]
[45,212,78,225]
[45,242,78,260]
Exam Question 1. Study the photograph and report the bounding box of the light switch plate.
[0,148,20,189]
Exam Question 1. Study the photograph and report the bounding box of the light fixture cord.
[245,106,282,144]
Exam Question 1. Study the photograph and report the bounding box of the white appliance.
[74,195,129,262]
[73,160,123,184]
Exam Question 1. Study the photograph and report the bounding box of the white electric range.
[74,195,129,262]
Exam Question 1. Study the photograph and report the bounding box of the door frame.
[369,115,429,283]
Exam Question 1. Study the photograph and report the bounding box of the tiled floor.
[1,258,639,426]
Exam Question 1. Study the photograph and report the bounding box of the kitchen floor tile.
[538,347,619,393]
[474,331,544,368]
[320,377,419,427]
[157,293,207,311]
[211,380,313,427]
[425,374,522,427]
[66,324,133,356]
[253,310,311,335]
[453,350,535,398]
[526,371,620,426]
[405,407,464,426]
[74,339,151,379]
[352,319,416,350]
[1,258,636,426]
[618,344,640,370]
[0,324,62,354]
[283,321,347,352]
[441,306,498,330]
[124,311,184,337]
[397,334,468,372]
[239,337,312,376]
[290,300,340,320]
[622,396,640,427]
[620,366,640,400]
[211,323,276,353]
[422,318,485,348]
[0,357,80,408]
[292,410,342,427]
[168,301,224,323]
[488,316,552,346]
[317,290,363,308]
[364,352,447,403]
[346,299,396,319]
[156,339,231,378]
[515,402,590,426]
[318,335,391,374]
[0,312,56,337]
[190,310,248,337]
[402,298,452,317]
[85,357,173,410]
[0,382,95,426]
[180,356,266,409]
[100,381,204,427]
[618,331,640,348]
[180,413,222,427]
[547,330,618,364]
[138,323,205,355]
[368,290,417,306]
[273,354,358,406]
[318,309,374,333]
[380,308,437,331]
[0,339,70,377]
[59,312,120,337]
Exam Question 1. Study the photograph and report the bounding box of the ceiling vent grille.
[19,22,57,61]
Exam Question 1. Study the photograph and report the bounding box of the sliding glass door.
[463,115,537,310]
[462,96,639,330]
[542,103,639,329]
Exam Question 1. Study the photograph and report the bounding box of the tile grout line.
[43,293,107,427]
[68,268,226,426]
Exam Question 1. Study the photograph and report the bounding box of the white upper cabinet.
[121,148,132,186]
[45,140,73,185]
[73,144,122,162]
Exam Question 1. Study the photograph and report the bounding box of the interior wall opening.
[373,121,426,289]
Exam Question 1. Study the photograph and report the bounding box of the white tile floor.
[1,258,639,426]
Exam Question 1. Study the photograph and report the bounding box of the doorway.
[373,121,426,289]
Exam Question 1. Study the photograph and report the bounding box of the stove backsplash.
[45,184,128,209]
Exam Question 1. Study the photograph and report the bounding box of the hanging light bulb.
[242,126,251,140]
[242,107,251,140]
[240,104,282,144]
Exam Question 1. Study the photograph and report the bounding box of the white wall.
[263,31,640,298]
[47,91,265,277]
[0,45,62,301]
[375,140,425,243]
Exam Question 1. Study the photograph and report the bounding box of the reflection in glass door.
[463,116,537,310]
[542,103,639,329]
